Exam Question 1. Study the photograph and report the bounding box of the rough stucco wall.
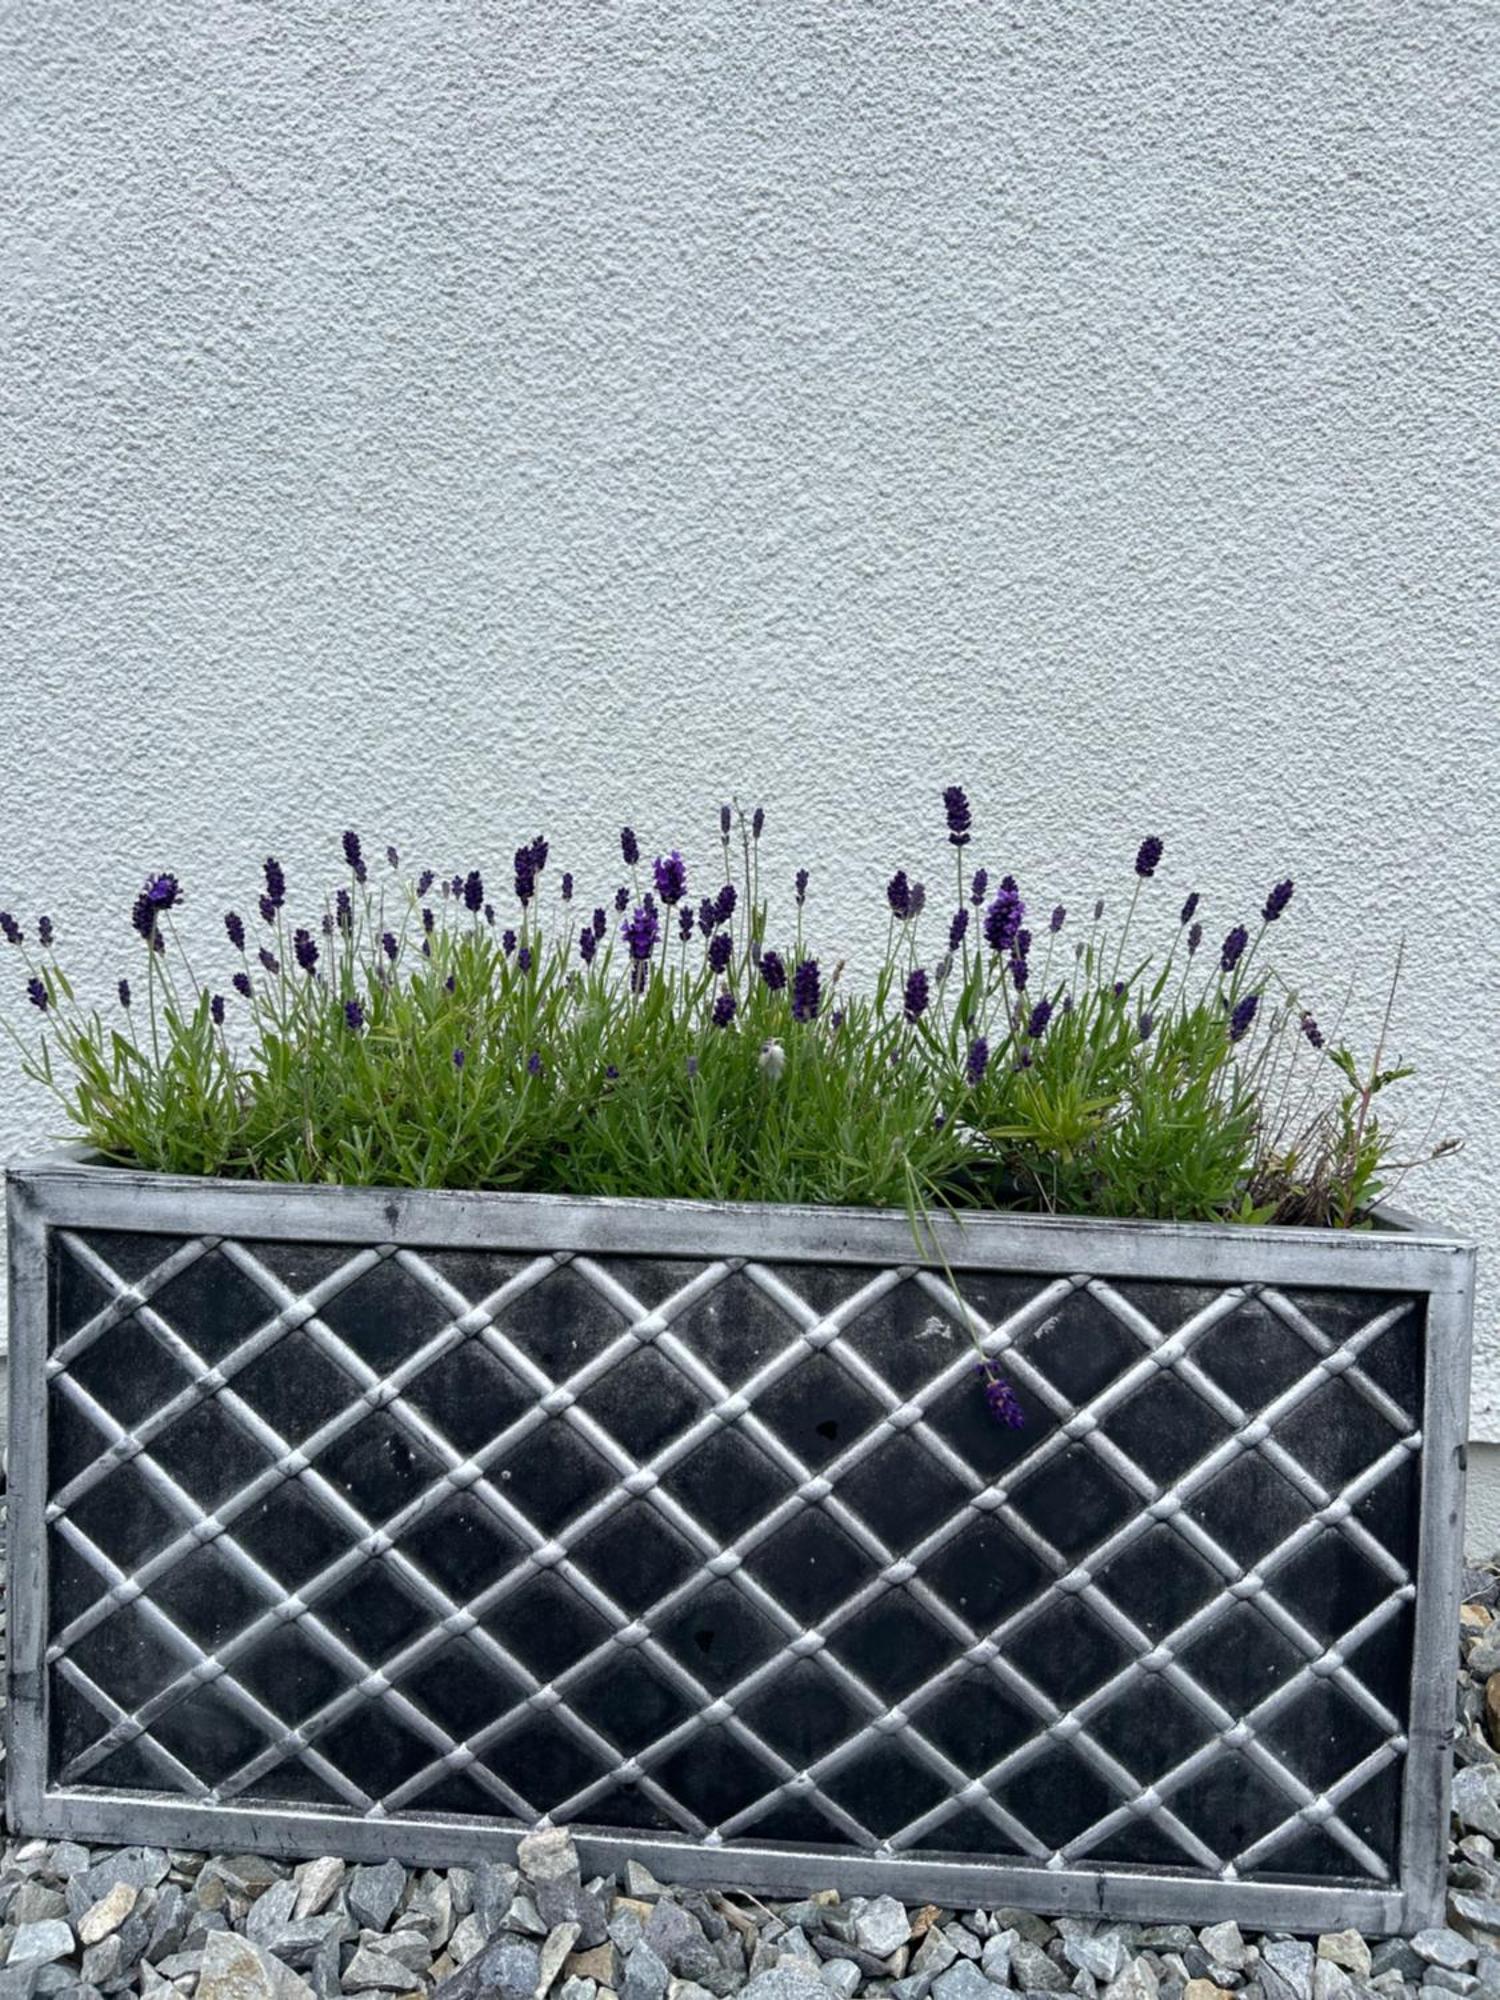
[2,5,1497,1516]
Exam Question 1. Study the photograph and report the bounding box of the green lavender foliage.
[0,808,1452,1225]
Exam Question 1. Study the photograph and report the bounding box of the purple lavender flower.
[561,871,573,902]
[210,993,225,1026]
[132,872,181,942]
[225,911,246,952]
[444,970,455,991]
[760,949,787,992]
[527,1051,542,1076]
[605,1062,619,1080]
[463,870,484,914]
[514,844,538,905]
[697,896,716,937]
[263,857,286,910]
[970,867,989,905]
[966,1036,990,1085]
[335,888,352,932]
[752,807,765,840]
[592,907,607,938]
[1010,957,1029,991]
[830,1007,845,1029]
[1093,897,1105,921]
[502,928,516,954]
[1228,992,1259,1043]
[422,907,436,933]
[614,884,630,914]
[984,885,1025,955]
[1301,1011,1325,1049]
[342,830,366,881]
[1015,928,1032,959]
[908,880,926,921]
[1138,1011,1155,1042]
[720,803,732,837]
[1221,925,1248,973]
[1111,979,1126,998]
[1187,921,1203,956]
[708,931,732,974]
[943,786,972,847]
[794,868,809,906]
[453,1047,466,1070]
[0,914,21,946]
[579,929,598,965]
[484,903,495,925]
[293,928,319,974]
[887,869,912,921]
[622,901,660,962]
[37,916,53,947]
[259,947,280,976]
[791,958,821,1022]
[904,968,930,1022]
[1135,836,1164,879]
[652,850,688,907]
[1263,878,1294,923]
[1026,996,1053,1038]
[1180,891,1200,926]
[117,977,131,1008]
[949,906,969,952]
[382,932,398,961]
[621,826,640,866]
[678,906,694,942]
[977,1363,1025,1429]
[386,845,400,869]
[529,835,548,875]
[715,882,737,926]
[417,868,436,896]
[321,911,334,938]
[1050,905,1066,934]
[712,987,736,1028]
[259,894,277,925]
[232,971,252,999]
[26,977,47,1012]
[517,945,533,972]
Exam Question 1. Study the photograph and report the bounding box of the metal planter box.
[4,1153,1474,1936]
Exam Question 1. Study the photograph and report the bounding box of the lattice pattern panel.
[42,1227,1424,1885]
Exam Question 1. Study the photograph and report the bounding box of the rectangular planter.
[5,1151,1475,1935]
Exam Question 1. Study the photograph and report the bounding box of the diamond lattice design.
[41,1228,1424,1882]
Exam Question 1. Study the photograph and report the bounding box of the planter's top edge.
[5,1145,1477,1256]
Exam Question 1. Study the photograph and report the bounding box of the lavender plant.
[2,801,1454,1237]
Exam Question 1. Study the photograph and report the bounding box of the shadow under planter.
[3,1153,1475,1936]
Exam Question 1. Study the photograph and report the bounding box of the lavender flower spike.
[983,884,1025,955]
[293,928,319,974]
[117,978,131,1008]
[653,851,688,905]
[965,1036,990,1085]
[225,911,246,952]
[1180,891,1200,926]
[791,958,821,1021]
[37,916,53,947]
[1263,878,1294,923]
[1026,997,1053,1038]
[904,967,930,1022]
[263,857,286,910]
[26,976,47,1011]
[345,999,365,1032]
[1228,992,1259,1043]
[712,987,736,1028]
[622,901,660,962]
[0,914,21,946]
[943,786,972,847]
[1050,905,1066,934]
[887,870,912,921]
[760,949,787,993]
[621,826,640,866]
[977,1363,1025,1429]
[1221,925,1248,973]
[463,870,484,914]
[342,831,366,882]
[1135,836,1164,879]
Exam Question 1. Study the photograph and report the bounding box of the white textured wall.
[2,4,1498,1523]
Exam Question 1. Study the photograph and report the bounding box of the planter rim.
[3,1144,1476,1252]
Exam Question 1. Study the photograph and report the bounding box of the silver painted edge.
[17,1789,1407,1935]
[4,1153,1475,1293]
[5,1177,50,1831]
[1400,1243,1476,1929]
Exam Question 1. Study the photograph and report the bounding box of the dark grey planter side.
[4,1152,1475,1936]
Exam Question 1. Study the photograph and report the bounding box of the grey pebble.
[8,1924,76,1970]
[1416,1939,1480,1974]
[932,1965,996,2000]
[347,1864,406,1936]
